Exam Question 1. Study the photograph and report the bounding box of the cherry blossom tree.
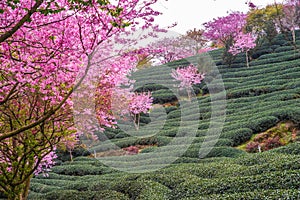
[138,36,198,66]
[0,0,162,199]
[128,92,153,130]
[229,32,256,67]
[203,11,247,66]
[203,11,247,47]
[278,0,300,46]
[33,150,57,177]
[171,65,205,100]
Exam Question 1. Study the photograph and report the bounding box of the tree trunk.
[187,88,191,101]
[292,28,296,47]
[7,176,31,200]
[133,114,139,130]
[69,150,73,162]
[21,176,31,200]
[246,51,249,68]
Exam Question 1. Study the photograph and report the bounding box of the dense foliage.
[0,0,162,199]
[1,1,300,199]
[22,31,300,199]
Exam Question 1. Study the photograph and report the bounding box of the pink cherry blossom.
[128,92,153,115]
[203,11,247,46]
[0,0,163,198]
[172,65,205,89]
[229,32,256,55]
[229,32,256,67]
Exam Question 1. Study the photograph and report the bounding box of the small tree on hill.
[245,4,284,44]
[229,32,256,68]
[171,65,205,100]
[203,12,247,66]
[276,0,300,47]
[128,92,153,130]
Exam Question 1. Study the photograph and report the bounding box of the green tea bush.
[56,146,91,163]
[245,116,279,133]
[123,179,170,200]
[40,190,129,200]
[251,48,273,59]
[114,132,130,139]
[221,128,253,146]
[183,146,245,158]
[275,45,295,53]
[30,182,62,193]
[183,189,300,200]
[171,170,300,199]
[50,164,111,176]
[164,106,178,114]
[270,142,300,155]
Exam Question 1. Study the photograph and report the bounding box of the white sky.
[153,0,281,34]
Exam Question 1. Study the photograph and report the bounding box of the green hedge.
[116,179,170,200]
[183,146,245,158]
[171,170,300,199]
[251,48,273,59]
[269,142,300,155]
[35,190,129,200]
[182,189,300,200]
[221,128,253,146]
[230,116,278,134]
[50,164,114,176]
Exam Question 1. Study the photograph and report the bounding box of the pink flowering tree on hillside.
[0,0,161,199]
[278,0,300,46]
[128,92,153,130]
[137,36,198,67]
[229,32,256,67]
[123,30,208,69]
[171,65,205,100]
[203,11,247,66]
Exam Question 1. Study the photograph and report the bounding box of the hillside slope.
[27,33,300,199]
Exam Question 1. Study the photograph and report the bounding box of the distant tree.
[203,12,247,66]
[276,0,300,46]
[171,65,205,100]
[184,28,208,52]
[229,32,256,68]
[245,4,284,44]
[128,92,153,130]
[147,36,197,65]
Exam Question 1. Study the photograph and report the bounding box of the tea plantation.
[27,33,300,199]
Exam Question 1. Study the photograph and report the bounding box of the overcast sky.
[152,0,280,34]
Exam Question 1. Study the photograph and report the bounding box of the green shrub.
[30,182,62,193]
[41,190,129,200]
[51,164,111,176]
[135,179,171,200]
[164,106,178,113]
[252,48,273,59]
[140,146,158,153]
[234,151,299,166]
[183,146,245,158]
[270,142,300,155]
[221,128,253,146]
[173,157,201,164]
[27,191,46,200]
[110,177,170,200]
[246,116,279,133]
[171,170,300,199]
[114,132,130,139]
[183,189,300,200]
